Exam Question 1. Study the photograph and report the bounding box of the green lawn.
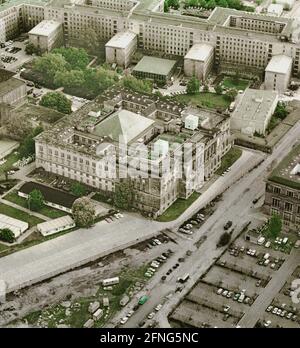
[0,203,44,228]
[0,151,19,179]
[174,92,230,111]
[216,147,243,175]
[156,192,200,222]
[4,191,67,219]
[221,77,250,91]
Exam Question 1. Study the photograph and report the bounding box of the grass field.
[174,92,230,111]
[4,191,67,219]
[221,77,249,91]
[156,192,200,222]
[216,147,243,175]
[0,203,44,228]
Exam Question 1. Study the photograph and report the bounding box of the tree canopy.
[267,214,282,239]
[40,92,72,114]
[30,47,119,98]
[114,181,133,210]
[187,76,200,95]
[71,182,86,197]
[28,189,44,211]
[0,228,15,243]
[19,125,44,158]
[72,197,96,227]
[122,76,153,94]
[52,47,89,70]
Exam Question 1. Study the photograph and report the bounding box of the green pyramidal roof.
[92,109,155,144]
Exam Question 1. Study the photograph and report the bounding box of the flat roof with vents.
[232,88,278,123]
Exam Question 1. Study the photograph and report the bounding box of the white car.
[127,310,134,318]
[155,304,163,311]
[154,239,162,245]
[150,262,159,268]
[120,317,128,325]
[148,312,155,319]
[263,320,271,327]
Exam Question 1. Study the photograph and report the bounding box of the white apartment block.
[0,1,299,89]
[184,43,214,81]
[265,55,293,93]
[29,19,63,52]
[105,30,137,68]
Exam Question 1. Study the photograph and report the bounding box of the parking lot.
[170,220,300,328]
[0,36,32,72]
[259,266,300,328]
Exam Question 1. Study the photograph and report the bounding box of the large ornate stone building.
[35,87,231,216]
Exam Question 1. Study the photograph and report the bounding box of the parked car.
[224,221,233,230]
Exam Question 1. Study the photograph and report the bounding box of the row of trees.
[121,76,153,94]
[184,0,247,11]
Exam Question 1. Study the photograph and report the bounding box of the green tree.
[122,76,152,94]
[71,182,86,197]
[40,92,72,114]
[217,232,231,247]
[218,0,228,7]
[54,69,85,89]
[72,197,96,227]
[114,181,133,210]
[206,0,216,9]
[187,76,200,95]
[225,88,238,102]
[52,47,89,70]
[28,189,44,211]
[19,125,43,158]
[33,53,68,84]
[274,102,288,120]
[25,42,41,56]
[267,214,282,239]
[0,228,15,243]
[215,84,223,95]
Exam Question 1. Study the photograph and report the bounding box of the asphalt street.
[114,121,300,328]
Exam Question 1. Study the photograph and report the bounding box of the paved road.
[114,121,300,328]
[0,214,162,292]
[0,147,260,293]
[238,249,300,328]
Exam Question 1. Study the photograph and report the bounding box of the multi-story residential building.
[0,1,300,89]
[35,87,231,216]
[264,143,300,231]
[29,19,63,52]
[105,30,137,68]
